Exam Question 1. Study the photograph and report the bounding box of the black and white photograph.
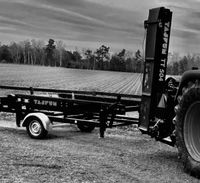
[0,0,199,182]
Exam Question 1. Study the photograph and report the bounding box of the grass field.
[0,123,198,183]
[0,63,142,96]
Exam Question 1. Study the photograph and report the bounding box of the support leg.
[99,108,107,138]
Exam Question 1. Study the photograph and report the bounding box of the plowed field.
[0,64,142,96]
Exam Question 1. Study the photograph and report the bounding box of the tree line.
[167,53,200,75]
[0,38,198,75]
[0,39,143,73]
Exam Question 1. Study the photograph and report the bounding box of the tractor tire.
[175,81,200,177]
[26,117,48,139]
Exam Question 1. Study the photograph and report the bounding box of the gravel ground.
[0,117,199,183]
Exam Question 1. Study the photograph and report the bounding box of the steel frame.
[0,85,140,137]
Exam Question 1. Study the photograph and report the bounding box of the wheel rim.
[29,120,42,136]
[184,101,200,162]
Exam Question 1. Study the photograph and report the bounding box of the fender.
[175,69,200,99]
[22,113,52,131]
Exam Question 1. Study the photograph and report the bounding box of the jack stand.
[99,108,107,138]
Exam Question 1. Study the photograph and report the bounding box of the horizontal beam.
[0,85,141,99]
[16,94,119,106]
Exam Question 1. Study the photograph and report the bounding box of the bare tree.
[56,40,66,67]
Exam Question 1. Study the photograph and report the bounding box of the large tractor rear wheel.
[175,82,200,177]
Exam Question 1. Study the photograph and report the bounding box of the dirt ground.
[0,118,199,183]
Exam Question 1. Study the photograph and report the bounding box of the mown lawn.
[0,123,198,183]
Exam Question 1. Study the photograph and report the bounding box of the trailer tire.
[26,117,48,139]
[77,123,95,133]
[175,82,200,177]
[77,113,95,132]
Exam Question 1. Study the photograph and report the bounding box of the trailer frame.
[0,85,140,138]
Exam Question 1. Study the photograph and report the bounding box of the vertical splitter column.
[139,7,172,132]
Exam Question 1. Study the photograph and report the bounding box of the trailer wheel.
[26,117,48,139]
[77,113,95,132]
[175,82,200,177]
[77,123,95,132]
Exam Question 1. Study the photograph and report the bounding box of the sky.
[0,0,199,55]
